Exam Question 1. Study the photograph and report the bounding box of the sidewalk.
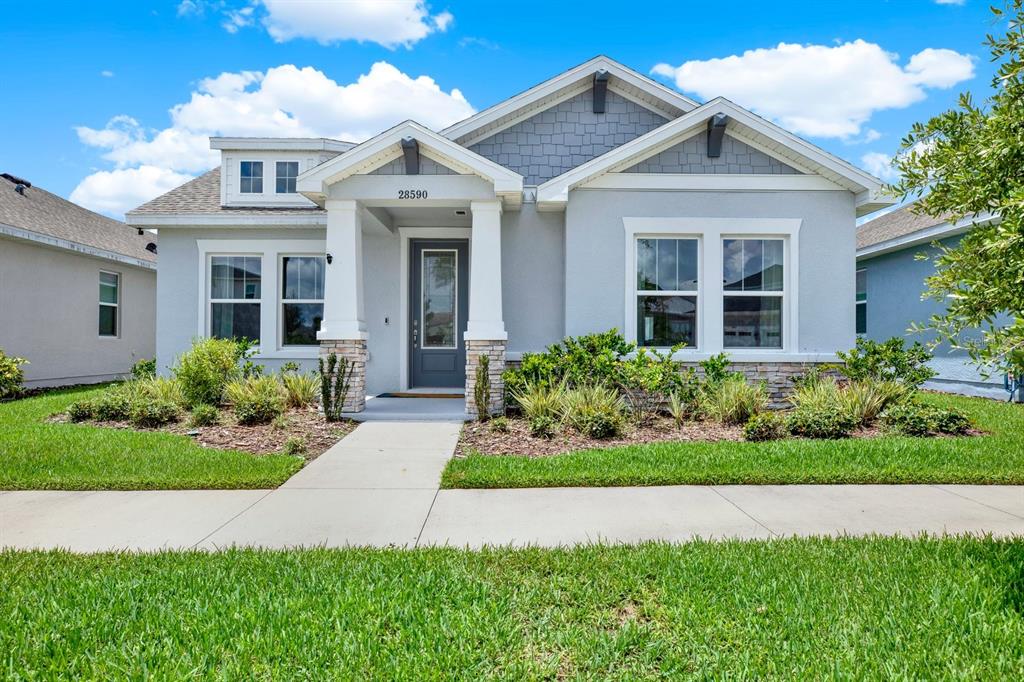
[2,422,1023,552]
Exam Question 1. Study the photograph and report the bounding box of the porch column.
[465,199,507,417]
[318,199,367,413]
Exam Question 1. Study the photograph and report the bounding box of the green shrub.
[283,436,307,457]
[701,377,767,425]
[503,329,635,396]
[132,376,187,409]
[788,376,844,413]
[511,380,567,422]
[617,346,689,420]
[529,414,558,438]
[489,416,509,432]
[281,371,319,408]
[173,338,245,407]
[131,358,156,380]
[319,353,354,422]
[66,400,95,422]
[562,385,626,439]
[699,352,743,387]
[226,375,286,425]
[840,379,911,425]
[668,392,687,428]
[933,407,973,435]
[743,412,787,442]
[787,407,858,439]
[128,398,179,428]
[0,349,29,399]
[280,361,301,374]
[188,403,219,427]
[881,402,973,437]
[92,386,134,421]
[837,337,935,387]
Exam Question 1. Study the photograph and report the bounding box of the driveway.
[3,422,1024,551]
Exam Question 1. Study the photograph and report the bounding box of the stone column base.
[465,339,506,418]
[319,339,367,413]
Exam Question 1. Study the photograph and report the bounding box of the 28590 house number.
[397,189,428,199]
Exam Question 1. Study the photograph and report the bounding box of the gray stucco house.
[856,204,1012,399]
[127,56,890,415]
[0,173,156,387]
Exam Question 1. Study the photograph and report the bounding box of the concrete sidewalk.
[2,422,1024,551]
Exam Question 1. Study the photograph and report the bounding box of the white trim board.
[581,173,845,192]
[127,213,327,227]
[0,222,156,270]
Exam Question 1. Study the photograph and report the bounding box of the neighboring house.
[856,204,1011,399]
[0,173,156,387]
[128,56,891,415]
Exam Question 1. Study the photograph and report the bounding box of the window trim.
[721,237,786,350]
[855,267,867,335]
[274,160,300,195]
[633,235,701,349]
[98,269,120,338]
[279,253,326,348]
[239,160,264,194]
[208,254,263,345]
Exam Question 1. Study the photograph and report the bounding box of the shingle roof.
[856,202,953,250]
[127,167,325,217]
[0,173,156,263]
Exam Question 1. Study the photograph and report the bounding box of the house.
[0,173,156,387]
[128,56,891,415]
[856,204,1012,400]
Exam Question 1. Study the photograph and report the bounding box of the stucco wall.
[0,235,155,386]
[501,204,565,353]
[563,189,856,354]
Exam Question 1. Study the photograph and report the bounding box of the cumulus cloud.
[100,70,114,78]
[860,152,898,182]
[70,166,195,217]
[935,0,965,5]
[260,0,452,48]
[652,40,975,139]
[222,5,255,33]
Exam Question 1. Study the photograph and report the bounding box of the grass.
[0,385,302,490]
[3,537,1024,677]
[444,393,1024,488]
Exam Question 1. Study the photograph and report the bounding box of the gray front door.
[410,239,469,388]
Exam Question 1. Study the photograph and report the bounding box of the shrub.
[511,380,567,422]
[881,402,973,437]
[529,414,557,438]
[283,436,307,457]
[616,346,689,420]
[188,403,219,427]
[226,375,286,425]
[173,338,245,406]
[840,379,911,425]
[668,392,686,429]
[701,377,768,425]
[699,352,743,387]
[562,385,627,439]
[92,386,134,421]
[280,361,301,374]
[474,354,491,420]
[489,416,509,432]
[933,407,973,435]
[0,349,29,399]
[319,353,354,422]
[744,412,786,442]
[131,358,156,380]
[836,337,935,387]
[133,376,187,409]
[281,371,319,409]
[66,400,95,422]
[128,398,179,428]
[788,376,844,413]
[786,407,858,439]
[503,329,635,396]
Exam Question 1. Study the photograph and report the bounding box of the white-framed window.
[856,268,867,335]
[421,249,458,349]
[280,255,324,346]
[240,161,263,194]
[634,237,699,348]
[722,238,785,349]
[275,161,299,194]
[98,270,120,337]
[209,255,262,343]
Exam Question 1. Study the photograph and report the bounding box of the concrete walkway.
[3,421,1024,551]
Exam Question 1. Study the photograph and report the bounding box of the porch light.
[326,253,333,265]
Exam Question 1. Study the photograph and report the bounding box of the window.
[635,238,698,347]
[210,255,261,342]
[856,268,867,334]
[722,238,784,348]
[98,271,119,337]
[281,256,324,345]
[276,161,299,194]
[240,161,263,194]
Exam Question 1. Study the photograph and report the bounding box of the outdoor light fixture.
[326,253,333,264]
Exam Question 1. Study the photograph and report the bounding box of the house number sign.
[398,189,428,199]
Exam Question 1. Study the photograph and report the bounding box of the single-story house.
[0,173,156,387]
[127,56,891,415]
[856,204,1014,400]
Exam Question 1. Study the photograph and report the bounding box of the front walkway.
[3,422,1024,551]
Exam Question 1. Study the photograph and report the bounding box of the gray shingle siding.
[368,156,460,175]
[469,90,668,185]
[623,134,801,174]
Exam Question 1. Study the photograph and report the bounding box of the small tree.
[318,352,354,422]
[474,354,491,420]
[892,1,1024,376]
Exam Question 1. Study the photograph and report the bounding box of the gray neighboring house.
[128,56,891,415]
[856,204,1011,399]
[0,173,156,387]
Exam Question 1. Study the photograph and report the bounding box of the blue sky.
[0,0,999,218]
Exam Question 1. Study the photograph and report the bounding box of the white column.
[465,200,506,341]
[318,199,367,340]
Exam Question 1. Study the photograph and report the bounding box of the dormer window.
[240,161,263,193]
[276,161,299,194]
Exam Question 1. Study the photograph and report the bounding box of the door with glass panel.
[410,240,469,388]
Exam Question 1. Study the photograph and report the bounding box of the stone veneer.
[319,339,367,413]
[465,340,506,418]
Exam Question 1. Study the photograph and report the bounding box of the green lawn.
[0,385,302,490]
[3,538,1023,677]
[444,393,1024,488]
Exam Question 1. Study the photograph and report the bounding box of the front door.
[410,239,469,388]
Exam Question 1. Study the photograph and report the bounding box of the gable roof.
[855,201,996,258]
[442,55,698,146]
[0,173,156,267]
[535,97,893,216]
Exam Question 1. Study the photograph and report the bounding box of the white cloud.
[935,0,965,5]
[100,70,114,78]
[70,166,194,218]
[861,152,898,182]
[222,5,255,33]
[652,40,975,139]
[260,0,452,48]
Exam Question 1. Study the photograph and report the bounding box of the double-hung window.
[240,161,263,194]
[722,238,784,349]
[98,271,119,337]
[276,161,299,194]
[281,256,325,346]
[209,255,261,342]
[856,268,867,334]
[635,237,699,347]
